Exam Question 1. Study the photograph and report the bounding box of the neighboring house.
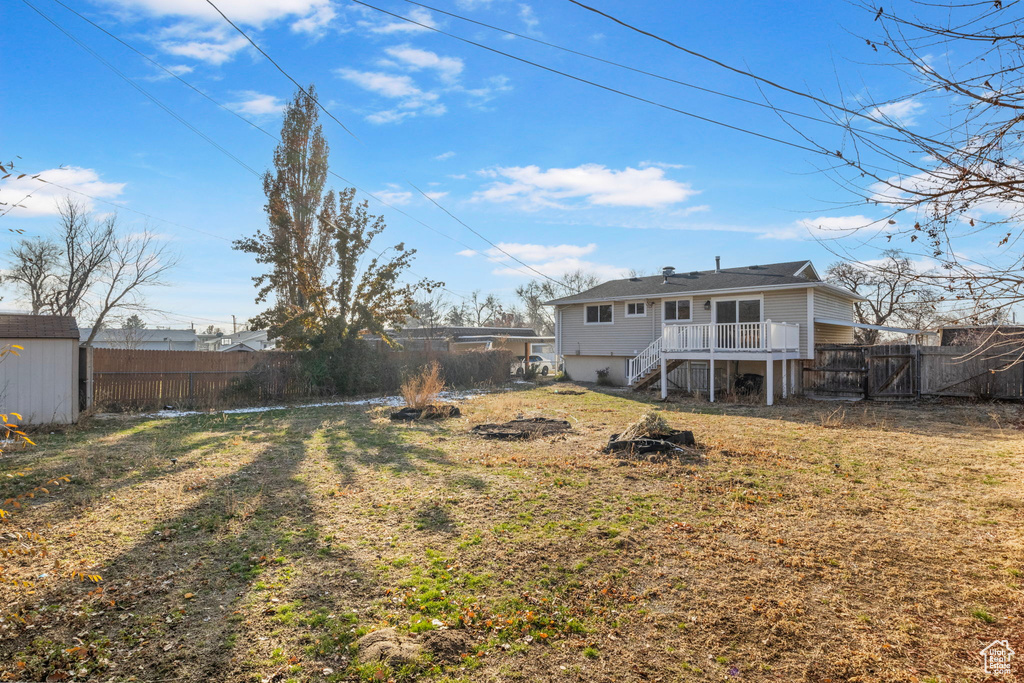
[547,258,866,405]
[200,330,274,352]
[80,327,200,351]
[368,326,554,356]
[0,314,80,424]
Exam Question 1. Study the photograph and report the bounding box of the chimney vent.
[714,256,721,272]
[662,266,675,278]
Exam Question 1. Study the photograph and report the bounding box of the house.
[0,314,81,424]
[546,258,865,405]
[80,327,200,351]
[200,330,274,352]
[368,326,554,357]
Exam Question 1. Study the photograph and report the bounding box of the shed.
[0,314,80,425]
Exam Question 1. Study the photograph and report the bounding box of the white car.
[511,354,558,376]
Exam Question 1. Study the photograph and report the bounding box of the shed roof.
[0,314,80,340]
[80,327,199,343]
[545,260,860,305]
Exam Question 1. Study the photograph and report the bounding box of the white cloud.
[98,0,335,27]
[156,24,249,65]
[424,191,449,200]
[868,98,924,126]
[228,91,286,116]
[519,4,539,31]
[336,68,446,124]
[639,160,689,170]
[360,7,437,34]
[435,151,456,161]
[457,241,627,280]
[760,215,896,240]
[474,163,699,209]
[384,45,464,83]
[374,189,413,205]
[0,166,126,217]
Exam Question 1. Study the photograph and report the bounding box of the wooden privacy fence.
[90,349,300,409]
[803,343,1024,400]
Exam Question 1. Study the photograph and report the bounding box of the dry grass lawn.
[1,385,1022,682]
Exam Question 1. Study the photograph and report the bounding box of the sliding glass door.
[715,299,762,348]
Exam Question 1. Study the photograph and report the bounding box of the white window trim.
[584,302,614,325]
[662,297,693,323]
[624,301,647,318]
[710,294,765,324]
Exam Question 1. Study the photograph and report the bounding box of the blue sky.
[2,0,927,330]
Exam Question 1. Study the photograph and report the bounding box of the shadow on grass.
[0,414,378,682]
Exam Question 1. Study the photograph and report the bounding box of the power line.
[202,0,360,141]
[19,0,263,180]
[349,0,822,156]
[204,0,571,288]
[398,0,902,143]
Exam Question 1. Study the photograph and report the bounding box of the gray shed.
[0,315,80,425]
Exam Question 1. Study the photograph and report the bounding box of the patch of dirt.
[390,405,462,421]
[550,389,585,396]
[470,417,572,440]
[422,629,473,663]
[356,627,423,666]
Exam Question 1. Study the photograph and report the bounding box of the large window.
[625,301,646,317]
[715,299,761,323]
[585,304,613,324]
[663,299,691,322]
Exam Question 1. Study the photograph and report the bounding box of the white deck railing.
[662,321,799,353]
[627,337,662,384]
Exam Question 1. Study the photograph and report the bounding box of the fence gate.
[803,344,867,399]
[865,344,917,400]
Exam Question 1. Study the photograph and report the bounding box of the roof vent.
[715,256,721,272]
[748,265,760,270]
[662,266,675,278]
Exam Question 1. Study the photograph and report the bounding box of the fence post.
[188,372,194,405]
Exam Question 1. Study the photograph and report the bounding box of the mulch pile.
[470,417,572,440]
[602,411,700,462]
[389,405,462,421]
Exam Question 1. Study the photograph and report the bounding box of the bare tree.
[5,197,178,346]
[5,238,59,314]
[826,251,944,343]
[515,270,602,335]
[789,3,1024,328]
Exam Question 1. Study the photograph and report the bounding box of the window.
[585,304,613,324]
[715,299,761,323]
[663,299,691,322]
[625,301,646,317]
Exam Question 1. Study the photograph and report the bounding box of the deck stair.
[631,358,685,391]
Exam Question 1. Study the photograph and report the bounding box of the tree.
[234,85,334,347]
[5,198,177,346]
[826,251,944,344]
[5,238,59,314]
[235,87,439,349]
[120,314,146,350]
[793,3,1024,325]
[515,270,602,335]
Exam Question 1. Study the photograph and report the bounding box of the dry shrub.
[401,361,445,409]
[819,405,848,429]
[619,411,670,440]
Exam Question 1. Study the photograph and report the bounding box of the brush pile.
[604,411,697,460]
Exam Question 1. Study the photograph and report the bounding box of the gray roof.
[0,314,79,340]
[546,260,858,305]
[397,326,540,339]
[80,328,199,343]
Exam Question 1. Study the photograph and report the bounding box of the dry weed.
[400,361,445,409]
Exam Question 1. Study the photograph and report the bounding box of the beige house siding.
[814,289,855,322]
[563,355,631,385]
[0,338,78,424]
[814,323,856,344]
[557,288,814,359]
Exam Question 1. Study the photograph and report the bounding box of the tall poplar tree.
[236,85,439,349]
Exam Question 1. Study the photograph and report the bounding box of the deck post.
[790,357,797,396]
[660,355,668,399]
[782,357,788,399]
[765,356,775,406]
[709,353,715,403]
